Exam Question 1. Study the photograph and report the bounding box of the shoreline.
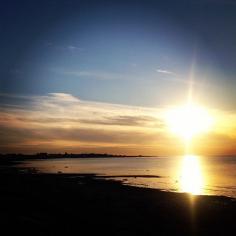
[1,165,236,235]
[5,159,236,200]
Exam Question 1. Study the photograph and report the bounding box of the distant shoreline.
[0,153,155,161]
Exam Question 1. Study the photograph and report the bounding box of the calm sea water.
[19,156,236,198]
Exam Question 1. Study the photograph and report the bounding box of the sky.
[1,0,236,155]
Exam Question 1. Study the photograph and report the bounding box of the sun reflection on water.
[179,155,204,195]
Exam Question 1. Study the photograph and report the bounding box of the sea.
[18,155,236,198]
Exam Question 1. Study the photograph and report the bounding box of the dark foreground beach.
[1,164,236,235]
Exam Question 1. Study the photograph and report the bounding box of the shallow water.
[18,155,236,198]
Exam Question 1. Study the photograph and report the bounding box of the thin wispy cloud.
[0,93,167,154]
[0,93,235,155]
[155,69,195,84]
[67,45,84,51]
[44,41,84,52]
[0,93,162,128]
[156,69,175,75]
[53,68,125,80]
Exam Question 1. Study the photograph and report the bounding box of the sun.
[166,103,213,141]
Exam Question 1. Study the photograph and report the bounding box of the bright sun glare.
[180,155,204,195]
[166,103,213,141]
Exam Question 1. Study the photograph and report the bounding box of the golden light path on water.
[165,96,212,196]
[164,72,212,195]
[179,155,204,195]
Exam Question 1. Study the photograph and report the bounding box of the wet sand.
[1,166,236,235]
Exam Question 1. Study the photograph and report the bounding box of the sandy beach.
[1,163,236,236]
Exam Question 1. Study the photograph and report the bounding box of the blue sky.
[1,0,236,154]
[1,0,236,108]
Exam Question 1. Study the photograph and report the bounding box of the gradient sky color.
[1,0,236,155]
